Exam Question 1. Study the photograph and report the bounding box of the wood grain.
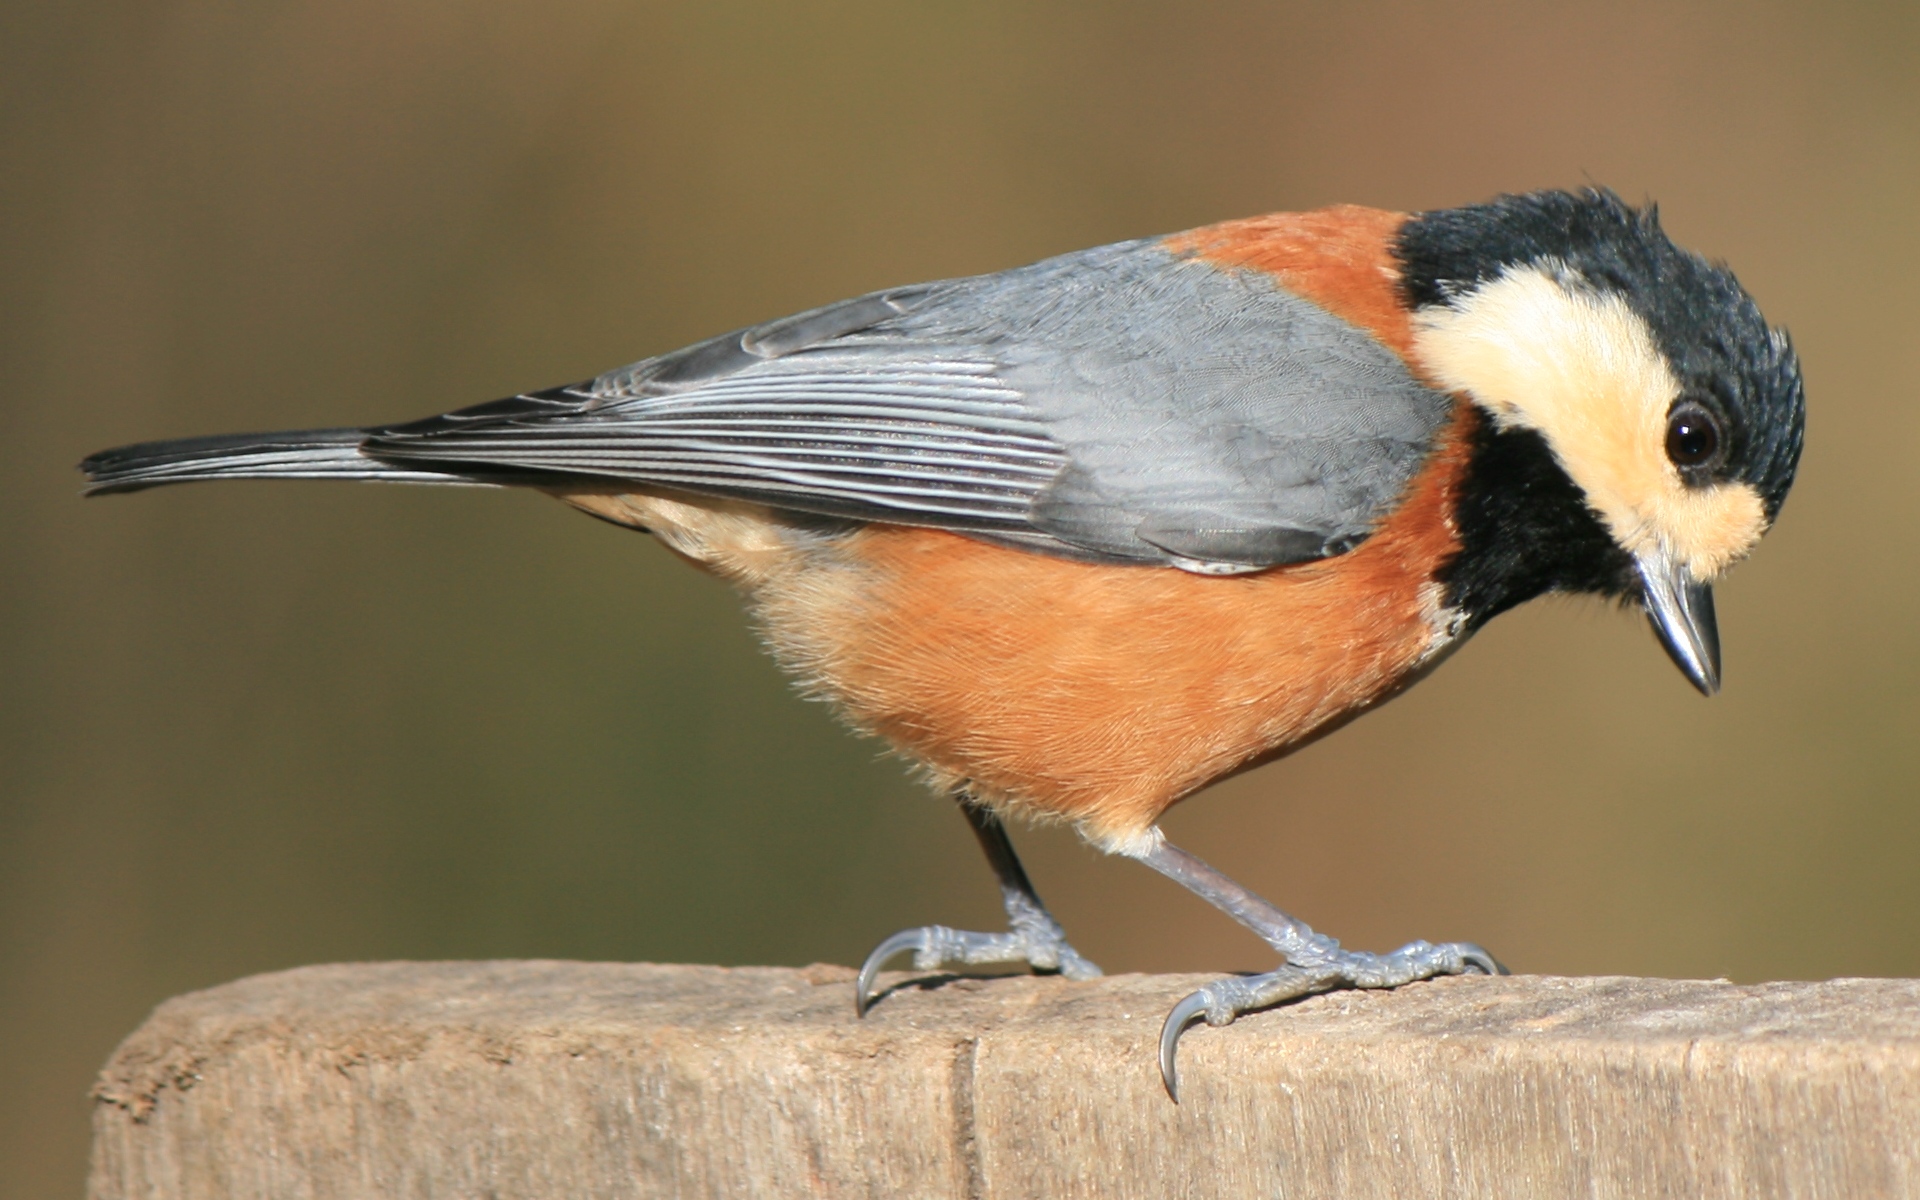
[90,963,1920,1199]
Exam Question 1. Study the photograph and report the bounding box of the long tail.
[79,428,547,495]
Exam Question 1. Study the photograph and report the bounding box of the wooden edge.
[91,963,1920,1200]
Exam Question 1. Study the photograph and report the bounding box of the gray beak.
[1637,553,1721,696]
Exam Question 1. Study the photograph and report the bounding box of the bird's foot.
[855,912,1102,1016]
[1157,938,1505,1099]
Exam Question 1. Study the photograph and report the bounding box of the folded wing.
[86,238,1452,572]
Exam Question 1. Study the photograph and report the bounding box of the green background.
[7,2,1918,1194]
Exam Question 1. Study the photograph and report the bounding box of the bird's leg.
[856,795,1101,1015]
[1126,829,1504,1100]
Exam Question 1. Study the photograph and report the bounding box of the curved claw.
[854,928,929,1016]
[1457,944,1510,976]
[1157,989,1212,1102]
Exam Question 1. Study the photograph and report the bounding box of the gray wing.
[364,238,1453,571]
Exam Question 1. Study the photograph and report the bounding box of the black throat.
[1440,410,1638,629]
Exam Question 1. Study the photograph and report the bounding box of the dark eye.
[1665,404,1722,469]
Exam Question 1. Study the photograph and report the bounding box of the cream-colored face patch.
[1410,264,1766,579]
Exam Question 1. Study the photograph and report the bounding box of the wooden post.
[90,962,1920,1199]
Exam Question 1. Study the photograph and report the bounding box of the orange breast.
[606,206,1472,848]
[755,403,1474,849]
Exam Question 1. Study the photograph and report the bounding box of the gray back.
[367,238,1453,571]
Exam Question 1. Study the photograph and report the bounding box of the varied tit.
[82,188,1805,1098]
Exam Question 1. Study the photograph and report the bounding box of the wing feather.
[366,351,1071,531]
[125,239,1451,569]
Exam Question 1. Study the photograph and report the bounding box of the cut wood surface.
[91,962,1920,1199]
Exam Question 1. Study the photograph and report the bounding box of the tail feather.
[79,428,541,495]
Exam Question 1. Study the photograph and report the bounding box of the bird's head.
[1398,189,1805,694]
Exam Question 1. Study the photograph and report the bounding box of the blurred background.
[5,1,1917,1193]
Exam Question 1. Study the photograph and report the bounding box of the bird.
[81,188,1804,1099]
